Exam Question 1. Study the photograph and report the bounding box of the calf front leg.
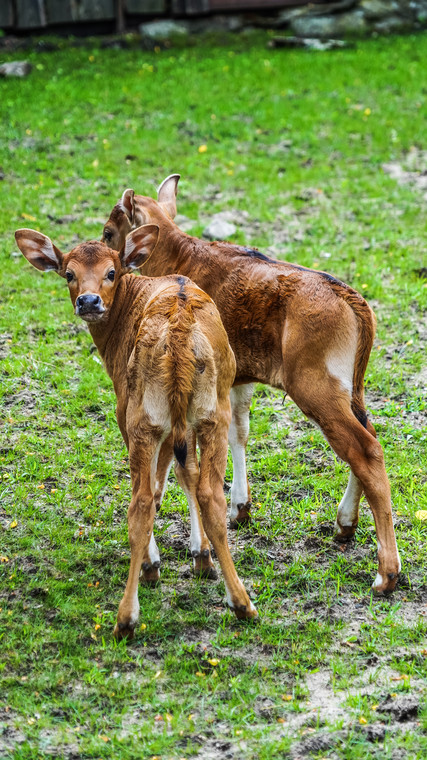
[229,384,254,527]
[153,434,175,511]
[114,434,160,640]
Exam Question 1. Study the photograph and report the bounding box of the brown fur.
[101,182,401,595]
[15,228,257,638]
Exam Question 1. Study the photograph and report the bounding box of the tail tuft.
[351,402,368,429]
[174,440,187,468]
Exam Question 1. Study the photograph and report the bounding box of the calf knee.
[197,485,213,512]
[365,438,385,465]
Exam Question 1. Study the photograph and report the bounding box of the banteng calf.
[15,225,257,638]
[101,175,401,595]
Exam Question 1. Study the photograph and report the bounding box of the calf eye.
[104,230,112,242]
[107,270,115,281]
[65,271,73,283]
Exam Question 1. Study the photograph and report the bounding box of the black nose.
[76,294,102,312]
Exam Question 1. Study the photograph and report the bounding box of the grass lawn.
[0,29,426,759]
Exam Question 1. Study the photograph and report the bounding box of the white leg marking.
[326,325,357,395]
[150,432,169,493]
[223,578,257,615]
[335,472,362,530]
[148,531,160,565]
[229,384,254,518]
[179,479,202,556]
[128,596,140,626]
[373,573,384,588]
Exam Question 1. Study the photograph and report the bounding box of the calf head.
[102,173,180,252]
[15,225,159,322]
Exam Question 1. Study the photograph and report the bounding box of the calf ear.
[15,229,64,273]
[121,224,159,271]
[119,188,135,223]
[157,174,180,219]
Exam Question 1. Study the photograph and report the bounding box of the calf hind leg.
[291,378,400,595]
[175,431,217,579]
[323,409,399,594]
[334,419,377,542]
[197,415,257,619]
[114,435,161,640]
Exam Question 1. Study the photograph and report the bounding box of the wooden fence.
[0,0,304,31]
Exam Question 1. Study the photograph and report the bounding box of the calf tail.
[325,276,376,428]
[161,296,197,468]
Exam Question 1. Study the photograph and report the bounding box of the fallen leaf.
[415,510,427,521]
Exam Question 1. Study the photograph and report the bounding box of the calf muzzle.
[75,293,105,320]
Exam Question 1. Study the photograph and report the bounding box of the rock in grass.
[291,11,368,38]
[268,36,349,50]
[139,21,189,41]
[0,61,32,78]
[378,694,419,721]
[203,219,236,241]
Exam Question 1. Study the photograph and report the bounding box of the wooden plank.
[45,0,74,24]
[171,0,186,12]
[180,0,209,13]
[46,0,117,23]
[70,0,115,21]
[126,0,166,12]
[16,0,47,28]
[208,0,305,7]
[0,1,14,28]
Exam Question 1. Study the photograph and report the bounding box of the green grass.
[1,30,426,759]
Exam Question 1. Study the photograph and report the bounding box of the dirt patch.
[382,148,427,200]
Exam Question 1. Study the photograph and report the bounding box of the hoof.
[371,571,399,596]
[232,601,258,620]
[113,620,136,641]
[333,522,357,543]
[142,561,160,586]
[229,502,252,529]
[192,548,218,580]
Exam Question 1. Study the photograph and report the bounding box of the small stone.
[291,11,368,38]
[269,36,348,50]
[360,0,399,19]
[203,219,236,241]
[0,61,32,78]
[373,15,412,33]
[139,21,189,41]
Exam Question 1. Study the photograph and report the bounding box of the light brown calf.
[101,175,401,596]
[15,225,257,638]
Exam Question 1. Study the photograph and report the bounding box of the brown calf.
[101,175,401,596]
[15,225,257,638]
